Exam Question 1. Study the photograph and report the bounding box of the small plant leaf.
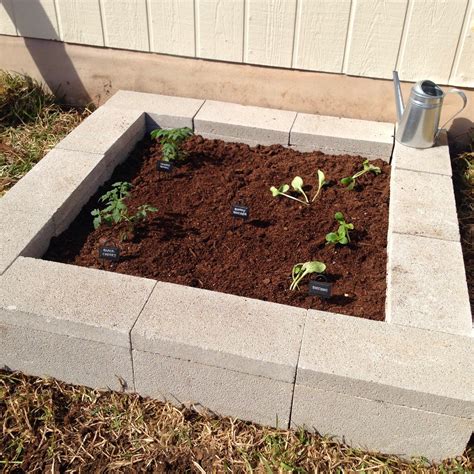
[291,176,304,192]
[334,212,344,222]
[317,170,326,186]
[340,176,354,188]
[303,261,326,274]
[325,232,339,243]
[270,186,280,197]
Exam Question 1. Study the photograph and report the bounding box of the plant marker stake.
[98,241,120,267]
[157,160,173,180]
[308,274,332,299]
[231,204,249,231]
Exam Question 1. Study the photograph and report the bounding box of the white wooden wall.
[0,0,472,87]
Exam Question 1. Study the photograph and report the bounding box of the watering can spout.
[393,70,404,123]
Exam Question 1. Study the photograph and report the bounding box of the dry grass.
[0,71,91,195]
[450,128,474,310]
[1,370,472,473]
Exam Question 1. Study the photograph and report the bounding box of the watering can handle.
[437,89,468,137]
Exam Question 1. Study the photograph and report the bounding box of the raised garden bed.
[0,91,472,462]
[45,136,390,321]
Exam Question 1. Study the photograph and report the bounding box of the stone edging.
[0,91,472,461]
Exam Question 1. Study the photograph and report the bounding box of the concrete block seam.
[391,229,460,244]
[292,382,474,423]
[130,346,296,385]
[287,309,309,428]
[128,281,158,393]
[287,112,299,146]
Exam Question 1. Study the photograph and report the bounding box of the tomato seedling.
[91,181,157,241]
[290,260,327,291]
[325,211,354,245]
[270,169,327,206]
[150,127,193,162]
[341,159,381,190]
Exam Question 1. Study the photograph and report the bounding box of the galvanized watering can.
[393,71,467,148]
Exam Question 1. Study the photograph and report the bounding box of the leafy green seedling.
[291,176,309,203]
[290,261,327,291]
[341,159,381,190]
[325,212,354,245]
[270,183,308,205]
[91,181,157,241]
[270,169,327,206]
[150,127,193,162]
[311,170,328,202]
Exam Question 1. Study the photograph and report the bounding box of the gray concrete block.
[133,350,294,428]
[393,130,452,176]
[0,149,111,236]
[288,144,386,161]
[290,113,394,160]
[387,233,471,336]
[194,100,297,145]
[198,132,262,148]
[1,324,134,392]
[104,90,205,130]
[131,282,306,382]
[389,168,459,241]
[0,257,156,347]
[291,384,473,462]
[56,106,145,164]
[0,206,54,275]
[297,310,474,419]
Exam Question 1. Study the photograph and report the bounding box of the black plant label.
[157,160,173,172]
[99,246,120,261]
[231,204,249,220]
[308,280,332,298]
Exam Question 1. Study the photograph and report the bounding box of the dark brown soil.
[44,135,390,321]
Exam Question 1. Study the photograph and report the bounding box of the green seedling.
[150,127,193,162]
[340,159,381,190]
[290,260,326,291]
[325,211,354,245]
[91,181,157,241]
[270,169,327,205]
[311,170,328,202]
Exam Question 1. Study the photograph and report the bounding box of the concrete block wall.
[0,91,472,462]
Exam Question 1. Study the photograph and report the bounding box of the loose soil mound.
[44,136,390,321]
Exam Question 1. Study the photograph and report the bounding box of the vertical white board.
[293,0,350,73]
[449,0,474,87]
[56,0,103,46]
[148,0,195,57]
[245,0,297,68]
[196,0,244,62]
[344,0,408,79]
[398,0,468,84]
[11,0,59,40]
[0,0,17,35]
[101,0,149,51]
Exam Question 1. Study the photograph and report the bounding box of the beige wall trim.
[1,35,472,140]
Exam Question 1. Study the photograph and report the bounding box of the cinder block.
[387,233,471,336]
[56,106,145,164]
[393,130,452,176]
[290,113,394,160]
[0,207,54,275]
[133,350,294,428]
[1,324,134,392]
[194,100,297,145]
[0,257,156,347]
[104,90,205,130]
[131,282,306,382]
[389,168,459,241]
[297,310,473,418]
[0,149,111,236]
[291,384,473,462]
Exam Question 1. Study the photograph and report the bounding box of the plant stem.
[280,193,309,205]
